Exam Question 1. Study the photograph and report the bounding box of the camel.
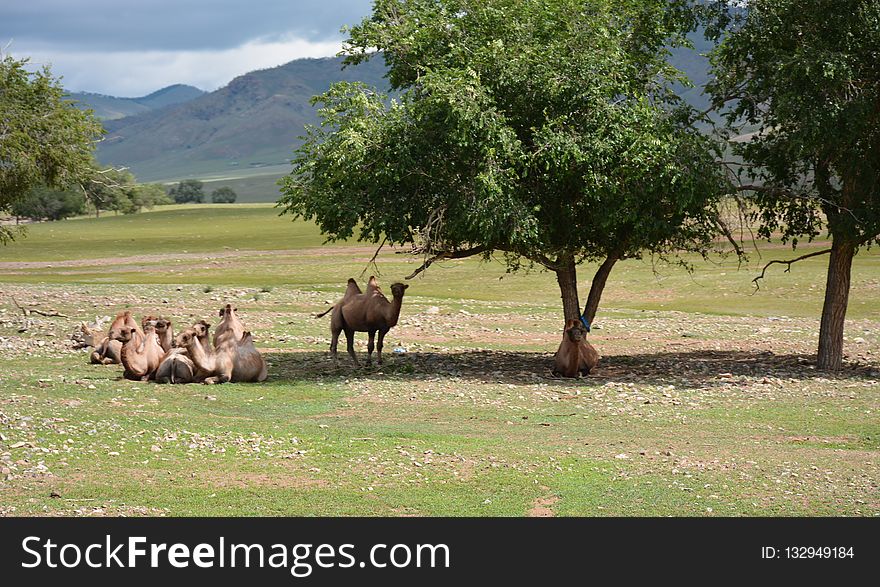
[89,310,140,364]
[154,347,196,384]
[325,277,409,366]
[213,304,244,347]
[154,319,174,353]
[552,319,599,378]
[111,323,164,381]
[315,278,362,319]
[177,327,267,384]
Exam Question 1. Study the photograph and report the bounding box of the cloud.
[0,0,373,95]
[16,34,345,97]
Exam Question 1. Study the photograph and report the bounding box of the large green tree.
[280,0,730,324]
[169,179,206,204]
[708,0,880,370]
[0,53,103,242]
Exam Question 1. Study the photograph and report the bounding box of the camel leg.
[376,328,388,365]
[366,330,376,366]
[344,328,359,366]
[330,323,342,367]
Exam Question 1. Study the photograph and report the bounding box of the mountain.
[69,84,206,121]
[96,57,389,182]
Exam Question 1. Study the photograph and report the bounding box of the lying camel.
[552,319,599,378]
[90,310,140,364]
[111,323,164,381]
[155,319,174,353]
[327,277,409,366]
[154,347,196,384]
[213,304,244,347]
[178,327,267,384]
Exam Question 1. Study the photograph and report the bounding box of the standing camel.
[324,277,409,366]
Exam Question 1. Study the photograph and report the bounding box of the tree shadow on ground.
[264,348,880,390]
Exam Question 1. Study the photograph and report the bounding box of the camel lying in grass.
[89,310,141,365]
[177,326,267,384]
[553,319,599,377]
[111,323,164,381]
[322,276,409,367]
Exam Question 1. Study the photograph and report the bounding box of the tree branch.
[405,245,488,280]
[752,249,832,290]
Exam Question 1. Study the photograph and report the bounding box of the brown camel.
[111,323,164,381]
[326,277,409,366]
[90,310,140,364]
[154,319,174,353]
[178,327,267,384]
[154,347,196,384]
[213,304,244,347]
[552,319,599,378]
[315,278,363,319]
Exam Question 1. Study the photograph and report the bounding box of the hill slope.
[69,84,206,120]
[97,57,389,181]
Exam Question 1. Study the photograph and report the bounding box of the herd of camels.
[79,276,599,383]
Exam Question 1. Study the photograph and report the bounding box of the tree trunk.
[581,253,620,325]
[555,256,581,322]
[817,237,855,371]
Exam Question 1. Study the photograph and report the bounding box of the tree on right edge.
[709,0,880,370]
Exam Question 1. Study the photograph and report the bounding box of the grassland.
[0,205,877,516]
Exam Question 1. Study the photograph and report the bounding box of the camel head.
[141,315,159,329]
[193,320,211,338]
[390,283,409,298]
[563,319,588,343]
[175,328,197,348]
[155,319,171,333]
[110,327,137,344]
[218,304,238,318]
[143,323,157,336]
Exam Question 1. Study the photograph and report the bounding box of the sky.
[1,0,374,97]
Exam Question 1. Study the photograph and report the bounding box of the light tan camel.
[177,327,267,384]
[552,319,599,377]
[111,323,164,381]
[90,310,140,364]
[326,277,409,366]
[154,319,174,353]
[213,304,244,347]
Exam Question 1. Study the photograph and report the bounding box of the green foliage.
[169,179,205,204]
[280,0,729,299]
[708,0,880,248]
[211,186,238,203]
[0,53,103,242]
[130,183,173,211]
[9,185,86,221]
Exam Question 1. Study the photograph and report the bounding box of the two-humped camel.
[177,305,267,384]
[319,276,408,366]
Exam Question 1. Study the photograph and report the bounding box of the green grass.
[0,205,877,516]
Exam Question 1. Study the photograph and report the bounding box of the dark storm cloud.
[1,0,373,52]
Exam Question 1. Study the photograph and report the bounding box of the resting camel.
[325,277,409,366]
[89,310,140,364]
[154,319,174,353]
[154,347,196,384]
[213,304,244,347]
[552,319,599,378]
[111,323,164,381]
[177,327,267,384]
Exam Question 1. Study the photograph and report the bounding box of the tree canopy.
[280,0,731,323]
[708,0,880,369]
[0,53,103,241]
[169,179,206,204]
[211,186,238,203]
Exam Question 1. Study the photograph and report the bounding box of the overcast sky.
[1,0,374,96]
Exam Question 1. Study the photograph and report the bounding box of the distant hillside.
[96,57,389,182]
[69,84,206,120]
